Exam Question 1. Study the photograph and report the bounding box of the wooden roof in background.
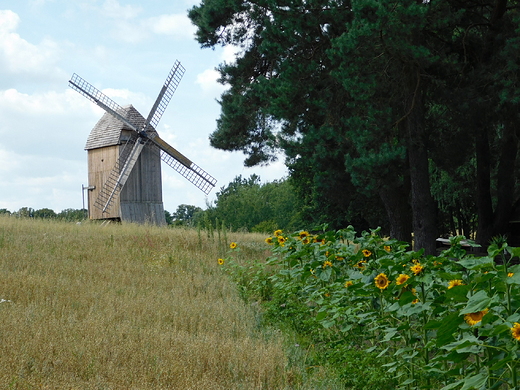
[85,105,155,150]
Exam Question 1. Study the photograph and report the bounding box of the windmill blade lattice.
[144,61,185,132]
[93,136,145,214]
[160,150,217,195]
[69,74,138,131]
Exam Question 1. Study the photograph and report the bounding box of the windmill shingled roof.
[85,105,156,150]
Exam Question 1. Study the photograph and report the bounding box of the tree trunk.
[379,178,413,244]
[493,120,519,236]
[475,126,494,245]
[404,71,438,255]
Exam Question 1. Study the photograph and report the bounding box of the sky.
[0,0,287,214]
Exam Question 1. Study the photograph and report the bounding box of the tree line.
[188,0,520,253]
[0,175,301,232]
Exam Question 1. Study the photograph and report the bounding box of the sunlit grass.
[0,217,288,389]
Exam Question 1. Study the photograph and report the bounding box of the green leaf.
[460,372,488,390]
[436,312,463,347]
[508,246,520,259]
[460,290,491,314]
[315,311,327,321]
[440,379,463,390]
[445,284,471,302]
[458,257,494,270]
[318,267,332,281]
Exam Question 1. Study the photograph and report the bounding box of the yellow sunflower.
[299,231,310,240]
[396,274,410,286]
[218,258,225,265]
[277,236,286,246]
[410,263,424,275]
[344,280,354,288]
[448,280,464,289]
[323,260,333,268]
[374,273,390,290]
[229,242,237,249]
[362,249,372,257]
[355,260,367,270]
[508,272,514,278]
[464,309,489,326]
[384,245,391,252]
[265,237,273,245]
[274,229,283,237]
[511,323,520,341]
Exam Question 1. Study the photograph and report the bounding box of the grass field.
[0,217,295,389]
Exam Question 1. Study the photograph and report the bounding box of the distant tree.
[164,210,174,225]
[171,204,203,227]
[34,208,57,219]
[204,175,302,232]
[57,209,87,222]
[0,209,11,216]
[15,207,34,218]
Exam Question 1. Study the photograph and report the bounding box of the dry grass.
[0,217,288,389]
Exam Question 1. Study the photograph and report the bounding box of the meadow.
[0,216,308,389]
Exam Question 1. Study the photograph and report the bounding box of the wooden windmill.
[69,61,217,225]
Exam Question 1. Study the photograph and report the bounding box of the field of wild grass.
[0,216,289,389]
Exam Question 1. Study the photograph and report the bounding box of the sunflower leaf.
[460,290,491,314]
[460,372,488,390]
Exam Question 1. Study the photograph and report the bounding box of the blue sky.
[0,0,287,214]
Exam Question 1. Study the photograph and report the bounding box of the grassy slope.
[0,217,287,389]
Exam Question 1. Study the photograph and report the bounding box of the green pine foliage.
[189,0,520,249]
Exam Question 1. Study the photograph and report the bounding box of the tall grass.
[0,217,288,389]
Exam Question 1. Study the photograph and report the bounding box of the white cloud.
[196,68,227,96]
[102,0,142,20]
[0,10,65,86]
[221,45,240,64]
[146,13,196,38]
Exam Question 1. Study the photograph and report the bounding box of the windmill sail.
[144,61,185,132]
[70,61,217,219]
[69,74,138,132]
[150,135,217,195]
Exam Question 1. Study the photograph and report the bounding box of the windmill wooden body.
[69,61,217,225]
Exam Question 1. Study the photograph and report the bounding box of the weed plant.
[0,216,292,389]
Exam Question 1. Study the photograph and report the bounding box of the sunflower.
[344,280,354,288]
[396,274,410,286]
[323,260,333,268]
[265,237,273,245]
[299,231,310,240]
[229,242,237,249]
[508,272,514,278]
[384,245,391,252]
[464,309,489,326]
[355,260,367,270]
[511,323,520,341]
[410,263,424,275]
[218,258,225,265]
[374,273,390,290]
[362,249,372,257]
[448,280,464,289]
[274,229,283,237]
[277,236,286,246]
